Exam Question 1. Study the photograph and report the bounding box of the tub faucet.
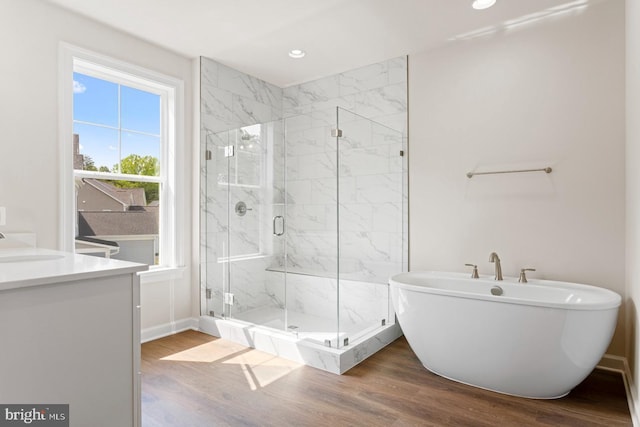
[465,263,479,278]
[519,268,536,283]
[489,252,503,281]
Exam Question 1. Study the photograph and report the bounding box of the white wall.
[409,1,625,355]
[0,0,195,334]
[626,0,640,413]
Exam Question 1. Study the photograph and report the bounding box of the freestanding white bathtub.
[389,271,621,399]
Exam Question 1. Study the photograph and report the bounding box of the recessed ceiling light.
[288,49,306,59]
[472,0,496,10]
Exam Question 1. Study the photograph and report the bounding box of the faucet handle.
[518,268,536,283]
[465,263,480,279]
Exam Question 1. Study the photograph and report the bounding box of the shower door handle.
[273,216,284,236]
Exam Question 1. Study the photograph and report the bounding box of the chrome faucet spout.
[489,252,503,281]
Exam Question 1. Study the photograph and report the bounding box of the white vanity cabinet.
[0,248,146,427]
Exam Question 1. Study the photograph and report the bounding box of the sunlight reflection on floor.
[160,339,249,363]
[224,351,303,391]
[159,338,303,390]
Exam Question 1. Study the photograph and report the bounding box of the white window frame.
[59,43,185,279]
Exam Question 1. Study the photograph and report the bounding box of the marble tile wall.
[282,56,408,284]
[283,56,408,134]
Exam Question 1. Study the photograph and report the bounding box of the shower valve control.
[235,201,251,216]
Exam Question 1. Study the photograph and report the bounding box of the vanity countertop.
[0,247,148,291]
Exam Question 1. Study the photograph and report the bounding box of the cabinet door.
[0,274,138,427]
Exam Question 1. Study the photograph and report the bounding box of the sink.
[0,254,65,263]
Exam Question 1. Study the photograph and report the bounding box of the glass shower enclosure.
[202,107,405,349]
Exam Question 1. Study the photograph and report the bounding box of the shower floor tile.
[231,305,365,344]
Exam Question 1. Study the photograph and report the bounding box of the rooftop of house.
[77,179,158,237]
[78,207,158,236]
[83,178,147,208]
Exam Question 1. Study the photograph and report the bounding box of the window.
[73,70,162,265]
[60,44,184,273]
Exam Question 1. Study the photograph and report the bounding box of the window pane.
[121,86,160,135]
[76,179,160,265]
[73,123,119,172]
[73,73,118,127]
[121,132,161,176]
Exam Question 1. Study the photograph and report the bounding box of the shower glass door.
[225,121,288,331]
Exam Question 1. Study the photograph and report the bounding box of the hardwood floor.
[141,330,631,426]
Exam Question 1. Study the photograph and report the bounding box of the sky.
[73,72,160,172]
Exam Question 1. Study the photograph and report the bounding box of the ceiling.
[45,0,585,87]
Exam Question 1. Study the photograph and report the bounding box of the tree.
[113,154,158,176]
[82,155,111,172]
[112,154,159,203]
[83,155,97,171]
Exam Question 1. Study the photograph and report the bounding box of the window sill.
[138,266,186,284]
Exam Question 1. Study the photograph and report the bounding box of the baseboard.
[141,317,199,343]
[597,354,639,427]
[598,354,627,372]
[622,358,640,427]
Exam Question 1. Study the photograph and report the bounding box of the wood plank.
[141,330,632,426]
